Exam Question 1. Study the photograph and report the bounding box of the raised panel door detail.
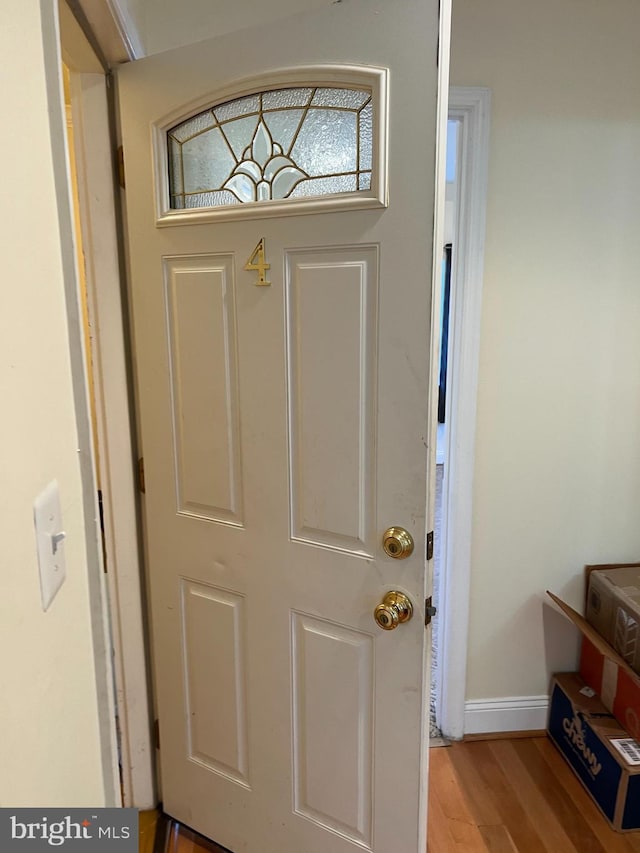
[181,580,250,788]
[286,246,378,556]
[164,255,243,524]
[291,612,374,848]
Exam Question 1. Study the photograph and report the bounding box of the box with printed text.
[547,672,640,832]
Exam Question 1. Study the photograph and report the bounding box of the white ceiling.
[137,0,332,57]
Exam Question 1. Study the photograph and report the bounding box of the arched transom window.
[167,86,373,210]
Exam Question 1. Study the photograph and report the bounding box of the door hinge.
[97,489,108,573]
[138,457,145,493]
[425,596,437,627]
[117,145,125,189]
[97,489,105,534]
[426,530,434,562]
[153,718,160,750]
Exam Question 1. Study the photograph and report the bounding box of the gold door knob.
[374,591,413,630]
[382,526,414,559]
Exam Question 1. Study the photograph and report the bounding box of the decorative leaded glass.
[167,86,373,208]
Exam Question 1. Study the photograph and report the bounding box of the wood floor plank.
[460,741,546,853]
[534,737,640,853]
[477,824,519,853]
[428,780,473,853]
[430,747,478,824]
[139,810,160,853]
[175,824,229,853]
[513,738,608,853]
[173,837,197,853]
[447,742,503,826]
[489,739,578,852]
[167,821,189,853]
[429,748,488,852]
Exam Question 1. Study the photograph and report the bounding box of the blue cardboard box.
[548,672,640,831]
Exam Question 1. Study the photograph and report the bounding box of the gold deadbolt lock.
[382,526,414,559]
[374,591,414,630]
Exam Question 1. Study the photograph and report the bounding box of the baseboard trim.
[463,729,546,742]
[464,695,549,735]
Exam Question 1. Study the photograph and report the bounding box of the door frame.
[60,0,155,808]
[66,71,156,808]
[435,87,491,740]
[42,0,122,805]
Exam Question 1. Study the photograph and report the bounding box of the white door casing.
[436,88,491,740]
[118,2,441,851]
[67,68,155,808]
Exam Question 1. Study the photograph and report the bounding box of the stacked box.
[547,673,640,831]
[581,636,640,740]
[586,565,640,674]
[548,591,640,741]
[547,572,640,831]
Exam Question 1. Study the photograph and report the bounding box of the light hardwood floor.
[429,738,640,852]
[140,735,640,852]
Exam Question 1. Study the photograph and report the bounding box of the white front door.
[118,2,441,851]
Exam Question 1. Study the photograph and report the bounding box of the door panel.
[286,245,377,553]
[181,580,250,787]
[118,2,440,851]
[165,254,243,524]
[291,613,374,845]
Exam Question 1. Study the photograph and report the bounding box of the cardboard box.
[547,591,640,739]
[586,566,640,675]
[547,672,640,831]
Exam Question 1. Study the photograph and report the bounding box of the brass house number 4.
[244,238,271,286]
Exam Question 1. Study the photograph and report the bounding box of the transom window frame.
[152,65,389,226]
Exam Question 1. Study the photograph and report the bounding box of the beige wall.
[109,0,147,56]
[0,0,115,805]
[138,0,328,56]
[451,0,640,700]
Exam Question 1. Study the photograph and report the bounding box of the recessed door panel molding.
[286,245,378,556]
[164,254,244,525]
[291,612,374,848]
[181,579,250,788]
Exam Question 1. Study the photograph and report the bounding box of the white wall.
[451,0,640,702]
[0,0,116,805]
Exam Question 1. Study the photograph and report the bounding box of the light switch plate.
[33,480,66,611]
